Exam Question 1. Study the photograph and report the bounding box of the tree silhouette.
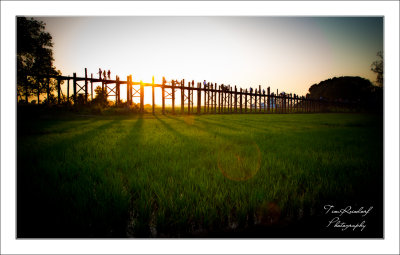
[92,86,108,106]
[17,17,62,103]
[308,76,382,112]
[371,51,383,87]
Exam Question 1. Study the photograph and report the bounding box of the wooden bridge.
[37,68,342,114]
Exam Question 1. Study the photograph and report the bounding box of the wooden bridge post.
[214,83,217,113]
[226,86,229,113]
[245,89,248,113]
[116,76,120,106]
[293,94,296,112]
[297,95,300,112]
[270,93,273,113]
[220,85,223,113]
[225,86,228,113]
[197,82,201,114]
[91,74,94,101]
[301,96,304,112]
[290,93,293,112]
[223,85,226,113]
[73,72,77,104]
[162,77,166,114]
[211,84,214,113]
[259,85,262,112]
[188,81,191,114]
[218,85,221,113]
[172,80,175,114]
[85,68,88,104]
[299,96,302,112]
[193,81,195,112]
[254,89,257,113]
[240,88,243,113]
[220,84,225,113]
[227,86,230,113]
[292,94,295,113]
[193,80,195,113]
[273,93,276,113]
[230,86,233,113]
[228,86,231,113]
[276,89,279,113]
[203,82,207,113]
[206,82,209,113]
[267,87,270,113]
[180,80,184,114]
[234,86,237,113]
[284,93,286,113]
[209,83,212,112]
[129,75,133,105]
[127,75,131,105]
[250,88,253,113]
[263,89,266,113]
[152,76,155,114]
[205,82,207,113]
[227,86,229,113]
[67,77,70,102]
[209,83,212,113]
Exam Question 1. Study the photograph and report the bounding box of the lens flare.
[217,138,261,181]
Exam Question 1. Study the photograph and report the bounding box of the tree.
[371,51,383,87]
[17,17,62,103]
[92,86,108,106]
[308,76,382,112]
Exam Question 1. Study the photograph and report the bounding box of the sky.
[36,16,383,104]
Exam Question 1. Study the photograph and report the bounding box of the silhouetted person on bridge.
[98,68,102,79]
[103,70,107,80]
[107,70,111,79]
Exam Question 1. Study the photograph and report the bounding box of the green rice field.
[17,110,383,238]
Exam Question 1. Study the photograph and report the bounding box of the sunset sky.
[36,16,383,104]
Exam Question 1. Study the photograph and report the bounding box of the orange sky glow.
[32,16,383,105]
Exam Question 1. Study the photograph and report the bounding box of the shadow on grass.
[154,115,187,140]
[17,119,123,238]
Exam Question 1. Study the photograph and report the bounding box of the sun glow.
[37,16,383,104]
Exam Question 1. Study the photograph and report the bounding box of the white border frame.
[1,1,399,254]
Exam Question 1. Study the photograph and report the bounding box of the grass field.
[17,110,383,238]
